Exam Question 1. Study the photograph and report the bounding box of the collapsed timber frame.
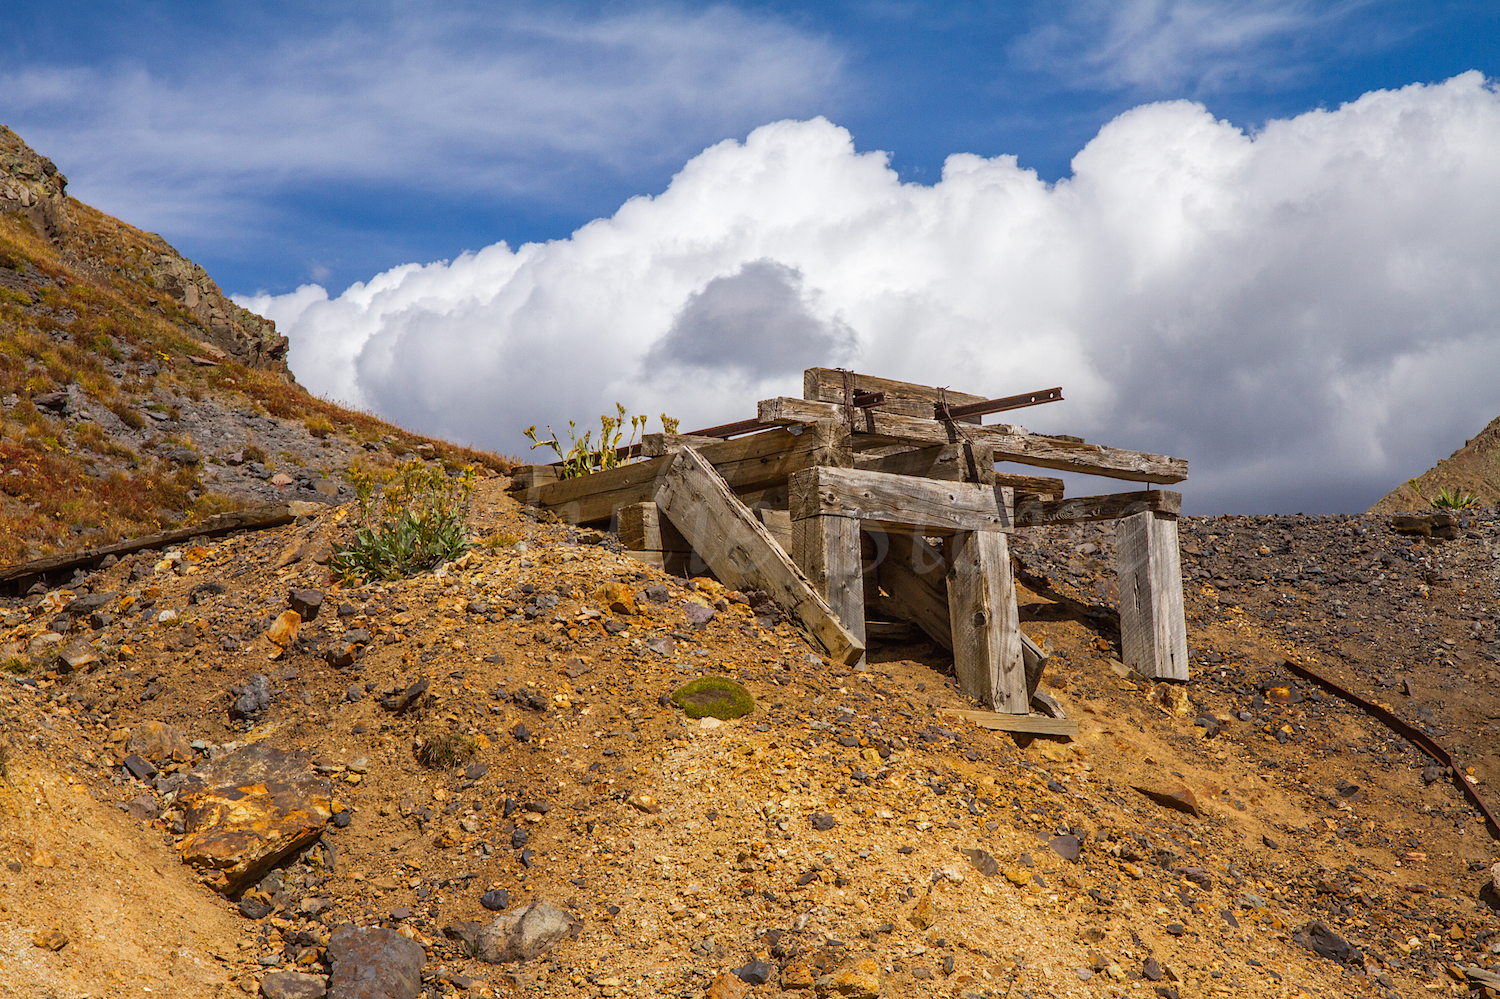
[510,368,1190,722]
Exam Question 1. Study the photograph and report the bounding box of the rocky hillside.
[1370,415,1500,514]
[0,125,1497,999]
[2,482,1499,999]
[0,126,507,567]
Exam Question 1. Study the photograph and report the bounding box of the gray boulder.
[475,902,576,963]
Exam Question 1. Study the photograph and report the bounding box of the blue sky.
[4,1,1494,297]
[4,2,1500,513]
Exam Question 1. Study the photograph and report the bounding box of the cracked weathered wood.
[1012,489,1180,528]
[946,530,1027,714]
[1115,511,1189,680]
[655,447,863,665]
[759,396,1188,484]
[789,465,1013,535]
[804,367,986,423]
[791,513,866,670]
[938,707,1078,738]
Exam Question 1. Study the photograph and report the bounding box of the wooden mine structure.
[510,368,1189,727]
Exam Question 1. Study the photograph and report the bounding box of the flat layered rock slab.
[177,744,333,895]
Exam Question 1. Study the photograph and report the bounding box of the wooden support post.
[1115,511,1189,681]
[655,448,864,665]
[945,530,1027,713]
[791,514,866,670]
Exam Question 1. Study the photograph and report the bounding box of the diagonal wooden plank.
[654,447,864,665]
[760,396,1188,484]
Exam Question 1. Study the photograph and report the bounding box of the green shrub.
[1430,487,1478,510]
[332,459,475,583]
[670,676,755,720]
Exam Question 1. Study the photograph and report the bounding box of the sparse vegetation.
[524,405,677,478]
[414,729,479,769]
[332,459,476,583]
[1430,487,1478,509]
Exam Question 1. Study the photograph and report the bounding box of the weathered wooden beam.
[1013,489,1180,528]
[855,442,995,484]
[760,396,1188,484]
[508,465,561,491]
[654,447,864,665]
[791,513,866,669]
[1115,511,1189,681]
[995,472,1066,497]
[523,423,852,525]
[756,508,792,553]
[639,434,725,456]
[804,367,985,422]
[616,502,690,553]
[789,466,1013,535]
[0,502,319,586]
[938,707,1078,739]
[946,530,1027,713]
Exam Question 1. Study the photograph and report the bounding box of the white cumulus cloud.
[238,72,1500,514]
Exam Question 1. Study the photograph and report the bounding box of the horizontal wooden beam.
[804,367,985,423]
[855,442,992,483]
[519,424,851,524]
[937,707,1078,739]
[760,397,1188,484]
[995,472,1065,496]
[790,466,1013,535]
[1012,489,1180,528]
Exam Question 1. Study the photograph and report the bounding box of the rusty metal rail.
[1280,658,1499,841]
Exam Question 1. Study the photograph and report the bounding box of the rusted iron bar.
[935,387,1064,421]
[1280,658,1500,841]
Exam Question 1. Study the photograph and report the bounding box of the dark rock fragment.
[326,924,424,998]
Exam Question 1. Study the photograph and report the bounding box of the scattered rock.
[1293,920,1362,966]
[670,676,754,720]
[596,581,637,616]
[960,848,998,877]
[289,589,324,621]
[239,897,273,919]
[266,609,302,648]
[261,971,328,999]
[1132,783,1202,817]
[126,719,193,762]
[125,793,159,821]
[381,678,428,713]
[734,959,775,985]
[326,925,425,999]
[481,888,510,911]
[627,793,661,814]
[474,901,577,963]
[781,959,817,990]
[907,891,936,930]
[1048,834,1081,862]
[682,602,715,626]
[706,971,752,999]
[55,638,99,673]
[176,745,333,895]
[814,956,881,998]
[123,753,158,781]
[809,812,836,831]
[31,927,68,951]
[230,674,272,720]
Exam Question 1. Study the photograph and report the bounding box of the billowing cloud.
[239,73,1500,514]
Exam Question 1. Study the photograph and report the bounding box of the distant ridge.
[1368,413,1500,513]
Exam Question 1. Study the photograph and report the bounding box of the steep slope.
[1369,415,1500,514]
[0,125,508,566]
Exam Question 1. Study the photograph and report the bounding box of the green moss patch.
[670,676,754,720]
